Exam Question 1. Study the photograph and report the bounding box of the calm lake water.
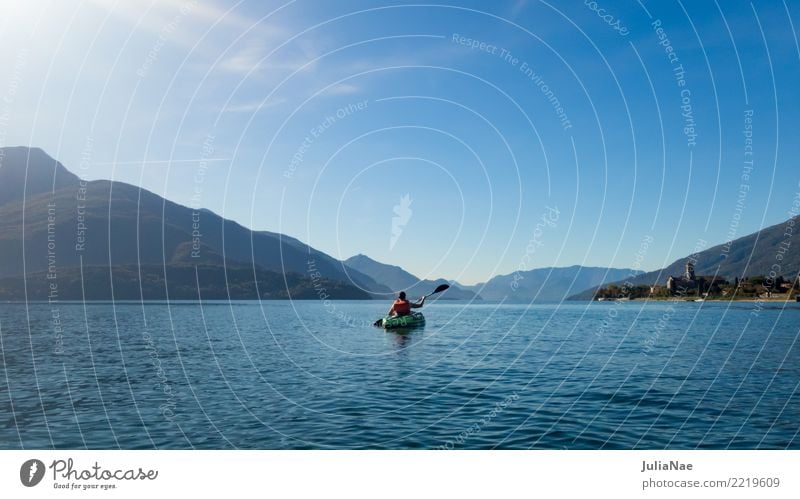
[1,300,798,449]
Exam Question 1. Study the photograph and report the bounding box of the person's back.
[392,298,412,316]
[388,291,424,317]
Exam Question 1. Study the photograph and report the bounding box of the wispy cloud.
[84,0,287,48]
[219,38,318,75]
[85,0,251,30]
[323,83,361,96]
[509,0,531,18]
[220,97,287,113]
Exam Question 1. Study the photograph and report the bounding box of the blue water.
[1,300,799,449]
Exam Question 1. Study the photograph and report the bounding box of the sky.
[1,0,798,285]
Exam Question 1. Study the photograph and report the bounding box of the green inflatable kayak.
[379,312,425,329]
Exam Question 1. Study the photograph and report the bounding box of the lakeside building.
[666,261,698,296]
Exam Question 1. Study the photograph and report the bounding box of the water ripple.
[1,301,798,448]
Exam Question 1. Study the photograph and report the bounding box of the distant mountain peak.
[346,253,404,270]
[0,146,79,206]
[344,254,481,300]
[471,265,645,302]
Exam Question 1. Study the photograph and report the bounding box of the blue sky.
[1,0,798,284]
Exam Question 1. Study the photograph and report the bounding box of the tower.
[685,260,695,281]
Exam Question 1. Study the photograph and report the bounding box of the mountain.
[344,254,481,300]
[0,146,79,206]
[568,216,800,300]
[0,264,370,301]
[0,146,387,299]
[468,266,644,302]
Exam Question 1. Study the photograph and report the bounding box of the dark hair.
[399,291,406,300]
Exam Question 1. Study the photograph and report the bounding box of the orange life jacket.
[393,299,411,315]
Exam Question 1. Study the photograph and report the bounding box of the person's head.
[398,291,406,300]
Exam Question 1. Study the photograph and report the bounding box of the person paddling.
[374,284,449,327]
[387,291,425,317]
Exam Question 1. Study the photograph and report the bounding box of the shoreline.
[594,296,798,303]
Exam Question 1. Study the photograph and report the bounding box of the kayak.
[380,312,425,329]
[379,312,425,329]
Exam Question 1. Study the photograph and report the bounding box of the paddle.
[374,284,450,327]
[425,283,450,298]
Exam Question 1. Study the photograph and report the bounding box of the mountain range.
[0,146,382,300]
[568,215,800,300]
[344,254,480,300]
[468,266,644,302]
[5,146,791,303]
